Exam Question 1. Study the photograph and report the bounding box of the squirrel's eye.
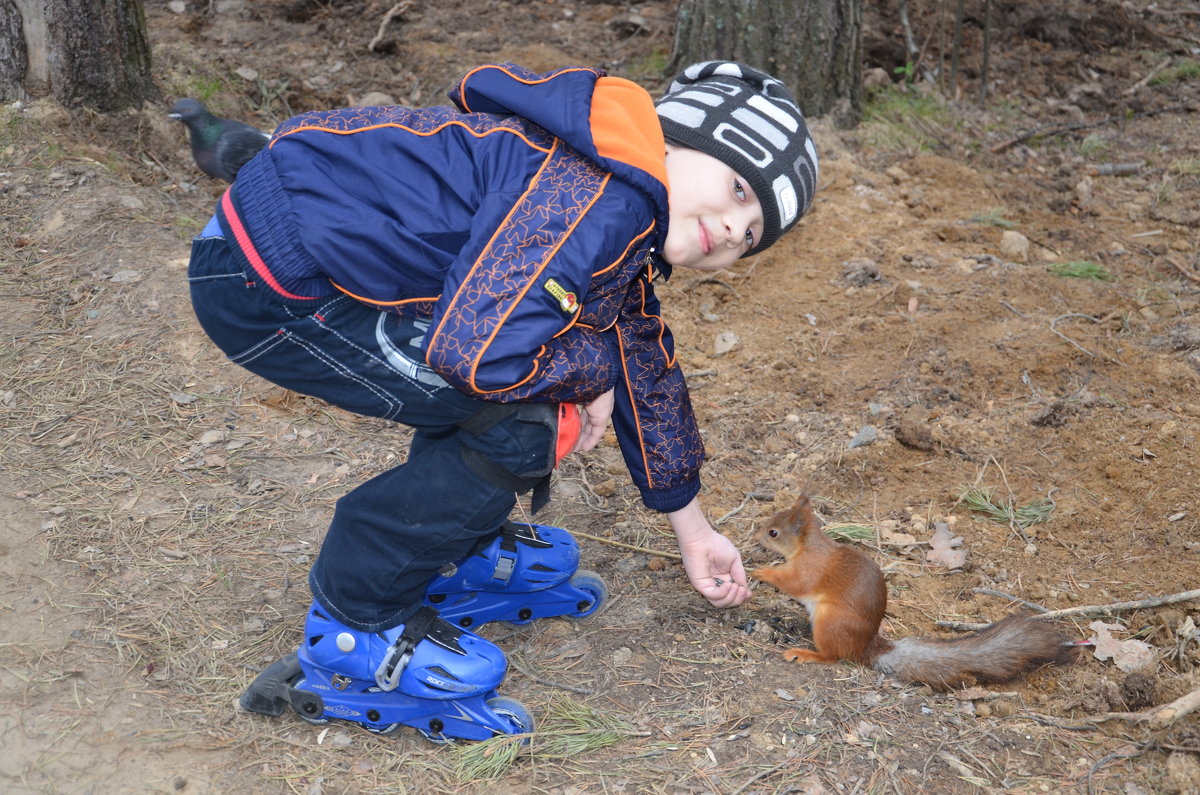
[768,529,778,538]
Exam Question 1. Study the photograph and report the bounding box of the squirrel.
[751,495,1072,690]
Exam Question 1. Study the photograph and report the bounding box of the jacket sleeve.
[610,276,705,512]
[423,139,626,404]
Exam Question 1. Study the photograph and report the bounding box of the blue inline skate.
[424,521,607,629]
[240,602,532,742]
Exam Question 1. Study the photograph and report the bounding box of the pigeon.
[168,98,271,183]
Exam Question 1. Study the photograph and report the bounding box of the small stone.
[1165,750,1200,795]
[999,230,1030,263]
[847,425,877,449]
[713,330,740,356]
[894,408,934,450]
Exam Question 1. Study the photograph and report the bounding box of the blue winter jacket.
[216,63,703,512]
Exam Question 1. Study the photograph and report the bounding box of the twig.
[979,0,991,104]
[367,1,412,52]
[1090,162,1146,177]
[508,654,594,696]
[715,490,774,526]
[1049,313,1101,358]
[937,587,1200,630]
[991,103,1194,154]
[1087,744,1147,795]
[972,588,1048,613]
[949,0,966,92]
[1123,57,1173,96]
[897,0,919,65]
[1084,686,1200,730]
[729,759,792,795]
[574,530,682,560]
[1166,256,1200,284]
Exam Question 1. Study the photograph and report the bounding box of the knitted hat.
[655,61,818,256]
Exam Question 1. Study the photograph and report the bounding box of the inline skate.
[424,521,607,629]
[240,601,531,742]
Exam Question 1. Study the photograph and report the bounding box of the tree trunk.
[0,0,156,111]
[670,0,863,124]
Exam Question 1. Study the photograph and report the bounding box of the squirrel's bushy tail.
[871,615,1072,690]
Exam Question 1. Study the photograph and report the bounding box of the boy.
[188,61,817,740]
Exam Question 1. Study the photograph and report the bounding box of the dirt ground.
[3,0,1199,792]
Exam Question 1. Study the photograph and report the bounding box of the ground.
[2,0,1199,792]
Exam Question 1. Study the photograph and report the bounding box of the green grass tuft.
[1077,134,1109,157]
[861,87,954,154]
[1152,58,1200,85]
[452,694,640,780]
[825,522,875,542]
[969,209,1016,229]
[1047,260,1113,281]
[959,486,1055,529]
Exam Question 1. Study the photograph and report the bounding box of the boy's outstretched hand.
[667,498,751,608]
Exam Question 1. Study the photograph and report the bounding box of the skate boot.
[424,521,607,629]
[240,601,532,742]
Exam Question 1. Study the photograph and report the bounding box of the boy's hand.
[667,498,751,608]
[573,389,615,453]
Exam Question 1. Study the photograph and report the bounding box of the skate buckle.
[492,551,516,583]
[373,607,440,691]
[375,646,413,691]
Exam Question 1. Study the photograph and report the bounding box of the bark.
[0,0,155,110]
[670,0,863,123]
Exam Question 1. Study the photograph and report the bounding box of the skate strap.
[456,403,517,435]
[459,447,552,513]
[504,522,552,548]
[456,404,557,514]
[491,522,554,582]
[374,606,441,692]
[492,524,524,583]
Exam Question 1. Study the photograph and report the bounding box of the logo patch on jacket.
[544,278,578,314]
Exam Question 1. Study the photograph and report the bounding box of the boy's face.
[661,143,764,271]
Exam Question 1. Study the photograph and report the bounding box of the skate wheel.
[415,725,457,745]
[288,676,330,726]
[414,696,534,743]
[566,570,607,620]
[487,695,534,736]
[364,722,404,737]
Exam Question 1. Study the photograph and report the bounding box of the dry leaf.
[1089,621,1157,672]
[925,522,967,569]
[881,527,919,546]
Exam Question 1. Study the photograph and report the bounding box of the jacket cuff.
[639,476,701,513]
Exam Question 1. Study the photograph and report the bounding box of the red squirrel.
[751,495,1072,690]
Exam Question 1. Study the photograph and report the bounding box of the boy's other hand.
[573,389,615,453]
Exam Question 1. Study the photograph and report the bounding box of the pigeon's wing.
[214,124,271,182]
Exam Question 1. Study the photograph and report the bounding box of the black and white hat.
[656,61,818,256]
